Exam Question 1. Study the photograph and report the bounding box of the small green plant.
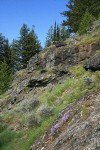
[82,106,89,119]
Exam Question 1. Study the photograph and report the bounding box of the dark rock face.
[84,52,100,71]
[28,75,54,88]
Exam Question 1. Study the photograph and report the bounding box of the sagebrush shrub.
[25,111,40,127]
[37,104,54,117]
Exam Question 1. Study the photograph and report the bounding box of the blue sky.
[0,0,68,47]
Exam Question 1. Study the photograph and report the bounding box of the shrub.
[25,111,40,127]
[16,98,40,113]
[37,104,54,117]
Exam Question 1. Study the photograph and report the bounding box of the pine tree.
[61,0,100,33]
[4,39,12,69]
[0,33,6,62]
[53,21,57,41]
[45,22,70,47]
[0,61,12,94]
[78,10,95,34]
[19,24,41,68]
[24,27,41,63]
[56,25,60,41]
[0,34,12,70]
[19,24,30,68]
[10,39,21,71]
[45,26,54,47]
[60,25,70,41]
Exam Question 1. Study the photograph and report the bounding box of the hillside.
[0,27,100,150]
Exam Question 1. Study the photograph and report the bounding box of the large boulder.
[53,40,66,47]
[84,52,100,71]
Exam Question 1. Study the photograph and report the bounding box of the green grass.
[39,78,74,105]
[69,64,86,77]
[0,121,20,150]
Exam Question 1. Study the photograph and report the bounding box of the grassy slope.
[0,64,100,150]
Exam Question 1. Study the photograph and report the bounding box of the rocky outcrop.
[28,74,56,88]
[27,41,100,72]
[84,52,100,71]
[1,39,100,110]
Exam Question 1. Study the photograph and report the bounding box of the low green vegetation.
[0,119,20,150]
[65,24,100,47]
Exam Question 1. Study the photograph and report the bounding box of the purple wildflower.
[51,122,60,133]
[50,110,71,134]
[61,110,70,122]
